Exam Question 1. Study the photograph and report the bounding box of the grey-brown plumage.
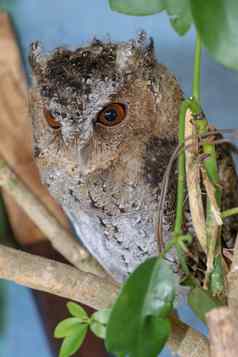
[29,34,238,283]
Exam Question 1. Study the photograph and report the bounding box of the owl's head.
[30,33,182,179]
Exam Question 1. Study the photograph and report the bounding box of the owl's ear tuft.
[116,32,155,73]
[29,41,46,76]
[135,31,154,53]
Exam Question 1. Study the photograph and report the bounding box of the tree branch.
[0,244,117,310]
[207,306,238,357]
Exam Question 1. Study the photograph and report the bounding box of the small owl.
[29,34,238,283]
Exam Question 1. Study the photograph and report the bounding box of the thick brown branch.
[0,244,117,310]
[207,306,238,357]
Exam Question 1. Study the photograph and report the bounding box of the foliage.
[106,259,176,357]
[109,0,238,71]
[109,0,164,16]
[54,302,110,357]
[166,0,192,36]
[188,287,222,323]
[55,260,176,357]
[190,0,238,71]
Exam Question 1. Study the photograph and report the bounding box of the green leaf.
[59,325,88,357]
[133,317,171,357]
[188,287,222,323]
[209,256,225,296]
[90,309,111,339]
[105,258,176,357]
[91,308,111,324]
[165,0,193,35]
[109,0,165,16]
[54,318,85,338]
[67,302,88,321]
[90,320,106,339]
[117,353,127,357]
[190,0,238,70]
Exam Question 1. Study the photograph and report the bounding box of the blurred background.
[0,0,237,356]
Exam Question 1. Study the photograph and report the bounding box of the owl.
[29,34,238,283]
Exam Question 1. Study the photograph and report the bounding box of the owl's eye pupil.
[97,103,126,127]
[104,108,118,122]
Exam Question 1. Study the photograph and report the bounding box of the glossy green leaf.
[190,0,238,70]
[109,0,165,16]
[91,308,111,324]
[188,287,222,323]
[106,258,176,356]
[134,317,171,357]
[54,318,85,338]
[67,302,88,321]
[166,0,193,35]
[90,320,106,339]
[59,325,88,357]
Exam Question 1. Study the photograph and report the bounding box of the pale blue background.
[0,0,237,356]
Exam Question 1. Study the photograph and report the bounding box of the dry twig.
[184,109,207,252]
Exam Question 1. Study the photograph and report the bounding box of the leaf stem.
[221,207,238,219]
[192,33,202,103]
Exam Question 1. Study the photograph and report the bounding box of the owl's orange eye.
[97,103,126,127]
[43,108,61,129]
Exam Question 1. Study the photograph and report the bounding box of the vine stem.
[221,207,238,219]
[174,33,202,238]
[192,33,202,102]
[174,100,190,236]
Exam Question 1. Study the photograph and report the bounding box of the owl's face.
[30,35,182,282]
